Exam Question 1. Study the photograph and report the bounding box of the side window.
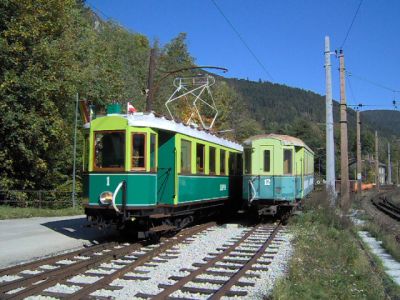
[244,148,252,174]
[263,150,271,172]
[229,152,236,175]
[150,133,156,172]
[196,143,205,174]
[220,149,226,175]
[181,139,191,173]
[132,133,146,170]
[283,149,293,175]
[209,147,216,174]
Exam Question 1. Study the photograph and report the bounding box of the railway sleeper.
[122,275,151,281]
[180,286,248,297]
[194,263,240,271]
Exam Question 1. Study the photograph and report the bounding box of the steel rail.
[0,241,117,278]
[372,198,400,221]
[3,242,144,299]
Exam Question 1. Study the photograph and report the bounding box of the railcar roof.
[91,113,243,151]
[243,134,314,154]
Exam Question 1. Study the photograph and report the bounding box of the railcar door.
[157,131,176,205]
[259,145,274,199]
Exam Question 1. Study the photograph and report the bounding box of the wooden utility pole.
[338,49,350,209]
[375,131,380,190]
[146,48,156,112]
[324,36,336,203]
[356,111,362,197]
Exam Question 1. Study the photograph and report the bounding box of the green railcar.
[242,134,314,215]
[84,111,243,233]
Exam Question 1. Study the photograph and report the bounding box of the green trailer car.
[242,134,314,216]
[84,110,243,234]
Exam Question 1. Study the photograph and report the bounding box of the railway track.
[0,222,215,299]
[371,196,400,221]
[139,222,283,299]
[0,220,286,299]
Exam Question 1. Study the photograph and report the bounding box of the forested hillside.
[0,0,398,191]
[361,110,400,136]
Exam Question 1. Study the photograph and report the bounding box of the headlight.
[99,191,113,205]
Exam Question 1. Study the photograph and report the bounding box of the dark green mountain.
[361,110,400,137]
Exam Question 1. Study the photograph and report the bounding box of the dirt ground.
[387,188,400,206]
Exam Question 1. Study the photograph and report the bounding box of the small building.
[379,162,386,185]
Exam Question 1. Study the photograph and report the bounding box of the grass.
[273,191,399,299]
[0,205,84,219]
[361,219,400,262]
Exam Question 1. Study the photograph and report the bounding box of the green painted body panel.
[157,131,176,205]
[178,175,229,203]
[89,173,157,206]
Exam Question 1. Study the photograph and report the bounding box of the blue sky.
[87,0,400,110]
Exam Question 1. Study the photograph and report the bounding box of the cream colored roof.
[243,134,314,154]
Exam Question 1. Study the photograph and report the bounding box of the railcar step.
[149,224,177,232]
[149,213,171,219]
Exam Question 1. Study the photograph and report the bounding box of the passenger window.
[283,149,293,174]
[181,139,191,173]
[209,147,216,174]
[229,153,236,175]
[150,134,156,172]
[264,150,271,172]
[197,143,205,173]
[220,149,226,175]
[94,131,125,170]
[132,133,146,170]
[244,148,252,174]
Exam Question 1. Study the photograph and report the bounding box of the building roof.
[243,134,314,153]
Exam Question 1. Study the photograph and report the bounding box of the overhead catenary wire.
[210,0,274,82]
[345,71,399,110]
[340,0,364,49]
[347,71,399,93]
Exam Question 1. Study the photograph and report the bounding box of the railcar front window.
[181,139,191,173]
[94,131,125,170]
[244,149,252,174]
[132,133,146,170]
[283,149,293,174]
[197,143,205,174]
